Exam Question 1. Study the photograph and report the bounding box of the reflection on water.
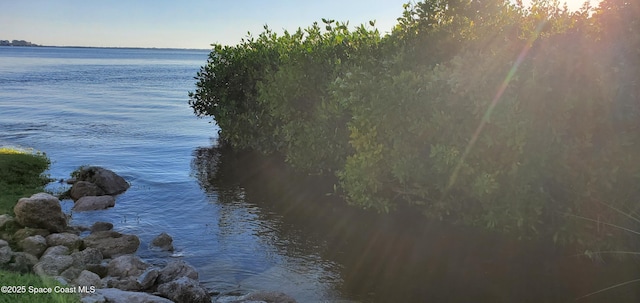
[192,144,640,303]
[192,144,346,301]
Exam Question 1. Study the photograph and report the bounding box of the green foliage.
[190,0,640,251]
[0,270,80,303]
[0,148,51,215]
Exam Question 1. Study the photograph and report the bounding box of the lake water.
[1,46,638,302]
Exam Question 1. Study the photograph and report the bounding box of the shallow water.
[1,46,638,302]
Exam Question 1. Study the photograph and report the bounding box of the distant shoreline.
[0,45,210,51]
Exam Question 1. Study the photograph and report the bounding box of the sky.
[1,0,600,49]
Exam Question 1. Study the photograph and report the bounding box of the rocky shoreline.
[0,166,297,303]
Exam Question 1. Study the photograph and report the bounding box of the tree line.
[189,0,640,251]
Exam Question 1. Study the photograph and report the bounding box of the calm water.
[1,46,638,302]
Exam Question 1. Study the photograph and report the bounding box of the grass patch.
[0,149,78,303]
[0,270,80,303]
[0,147,51,215]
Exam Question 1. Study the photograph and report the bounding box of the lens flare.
[442,20,548,198]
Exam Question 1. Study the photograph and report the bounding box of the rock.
[80,293,106,303]
[107,255,149,278]
[137,268,159,290]
[0,245,12,264]
[86,263,109,278]
[14,193,67,232]
[157,260,199,284]
[53,276,69,285]
[103,255,151,291]
[235,291,298,303]
[13,228,50,243]
[66,224,90,235]
[151,232,174,251]
[7,252,38,273]
[157,276,210,303]
[46,233,83,251]
[102,276,142,291]
[70,181,106,201]
[91,288,173,303]
[71,247,103,267]
[18,235,47,258]
[90,221,114,233]
[83,231,140,258]
[33,254,74,277]
[75,166,130,195]
[61,266,84,281]
[103,276,142,291]
[73,196,116,211]
[75,270,102,288]
[42,245,71,257]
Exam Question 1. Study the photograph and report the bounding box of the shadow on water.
[192,144,640,303]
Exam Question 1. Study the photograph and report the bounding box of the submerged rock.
[90,221,114,233]
[70,181,106,201]
[151,232,174,251]
[74,166,130,195]
[73,196,116,211]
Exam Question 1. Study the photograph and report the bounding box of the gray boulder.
[42,245,71,257]
[103,276,143,291]
[157,260,199,284]
[71,247,103,267]
[107,255,149,278]
[137,268,159,290]
[157,276,210,303]
[90,221,114,233]
[33,254,74,277]
[7,251,39,273]
[150,232,174,251]
[46,233,83,251]
[73,196,116,211]
[83,231,139,258]
[103,255,151,291]
[90,288,173,303]
[70,181,106,201]
[61,266,84,281]
[0,243,12,264]
[18,235,47,258]
[13,228,50,243]
[14,193,67,232]
[75,270,102,288]
[80,293,106,303]
[75,166,130,195]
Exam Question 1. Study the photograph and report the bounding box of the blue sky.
[1,0,598,49]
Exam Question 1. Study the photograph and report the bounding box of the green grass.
[0,270,80,303]
[0,148,78,303]
[0,147,51,215]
